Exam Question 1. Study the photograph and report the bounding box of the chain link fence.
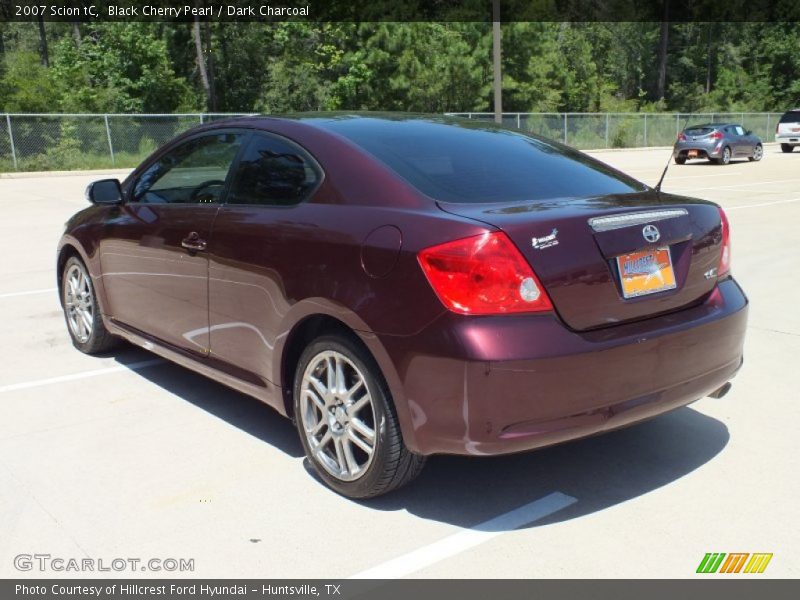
[0,111,785,172]
[447,112,783,150]
[0,113,255,172]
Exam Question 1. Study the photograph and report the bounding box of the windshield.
[779,112,800,124]
[317,117,647,203]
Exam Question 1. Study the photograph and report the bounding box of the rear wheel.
[674,156,686,165]
[713,146,732,165]
[781,144,794,153]
[61,256,119,354]
[293,334,425,498]
[749,144,763,161]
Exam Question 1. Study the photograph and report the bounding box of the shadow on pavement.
[114,348,728,529]
[365,406,728,529]
[113,347,304,459]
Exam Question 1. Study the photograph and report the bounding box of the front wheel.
[781,144,794,153]
[749,144,763,161]
[293,334,425,498]
[61,256,119,354]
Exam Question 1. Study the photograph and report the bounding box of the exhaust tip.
[708,382,732,399]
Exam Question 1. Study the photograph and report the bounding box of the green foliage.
[1,21,799,115]
[0,51,60,111]
[48,23,197,113]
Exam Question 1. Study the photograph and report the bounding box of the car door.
[732,125,750,155]
[741,126,758,154]
[99,130,245,354]
[207,131,323,389]
[722,126,738,156]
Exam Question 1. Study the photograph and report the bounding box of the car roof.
[212,111,510,134]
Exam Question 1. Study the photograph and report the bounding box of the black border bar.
[2,0,800,23]
[4,580,800,600]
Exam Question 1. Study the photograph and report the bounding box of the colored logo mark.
[696,553,773,574]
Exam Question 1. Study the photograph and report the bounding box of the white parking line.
[0,287,56,299]
[0,358,165,394]
[348,491,577,579]
[625,170,733,180]
[668,177,800,193]
[663,172,732,180]
[727,198,800,210]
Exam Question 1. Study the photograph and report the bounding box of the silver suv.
[776,110,800,152]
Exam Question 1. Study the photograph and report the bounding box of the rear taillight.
[710,130,723,140]
[417,231,553,315]
[678,133,686,141]
[718,207,731,276]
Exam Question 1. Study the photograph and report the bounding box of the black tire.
[674,156,686,165]
[713,146,732,165]
[293,334,425,498]
[749,144,763,162]
[781,144,794,153]
[61,256,119,354]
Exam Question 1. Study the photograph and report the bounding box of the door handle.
[181,232,207,252]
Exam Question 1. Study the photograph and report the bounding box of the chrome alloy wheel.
[299,350,377,481]
[753,144,763,161]
[64,264,94,343]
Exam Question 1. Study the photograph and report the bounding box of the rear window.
[685,127,714,136]
[779,111,800,124]
[318,117,646,203]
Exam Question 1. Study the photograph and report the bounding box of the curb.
[0,168,133,179]
[586,142,779,154]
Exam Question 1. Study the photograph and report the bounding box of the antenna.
[655,117,690,193]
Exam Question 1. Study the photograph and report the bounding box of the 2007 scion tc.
[57,114,748,498]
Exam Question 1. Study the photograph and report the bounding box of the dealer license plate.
[616,247,677,299]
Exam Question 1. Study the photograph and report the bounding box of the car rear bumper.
[674,142,723,159]
[382,278,748,456]
[776,135,800,145]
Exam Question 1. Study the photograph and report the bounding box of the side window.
[226,133,320,206]
[734,126,745,136]
[132,132,244,204]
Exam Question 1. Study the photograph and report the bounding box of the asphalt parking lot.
[1,146,797,579]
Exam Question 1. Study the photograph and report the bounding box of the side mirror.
[86,179,123,205]
[745,130,753,136]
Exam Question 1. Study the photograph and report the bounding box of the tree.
[36,16,48,67]
[655,19,669,100]
[192,16,216,110]
[48,22,197,112]
[0,51,59,111]
[2,20,799,116]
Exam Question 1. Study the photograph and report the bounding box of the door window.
[226,134,321,206]
[734,126,745,136]
[132,132,244,204]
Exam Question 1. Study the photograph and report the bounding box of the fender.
[56,232,111,319]
[274,297,421,453]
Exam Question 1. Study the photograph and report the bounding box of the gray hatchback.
[673,123,763,165]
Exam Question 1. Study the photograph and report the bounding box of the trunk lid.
[437,191,724,331]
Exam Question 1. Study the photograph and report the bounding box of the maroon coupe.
[57,114,748,498]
